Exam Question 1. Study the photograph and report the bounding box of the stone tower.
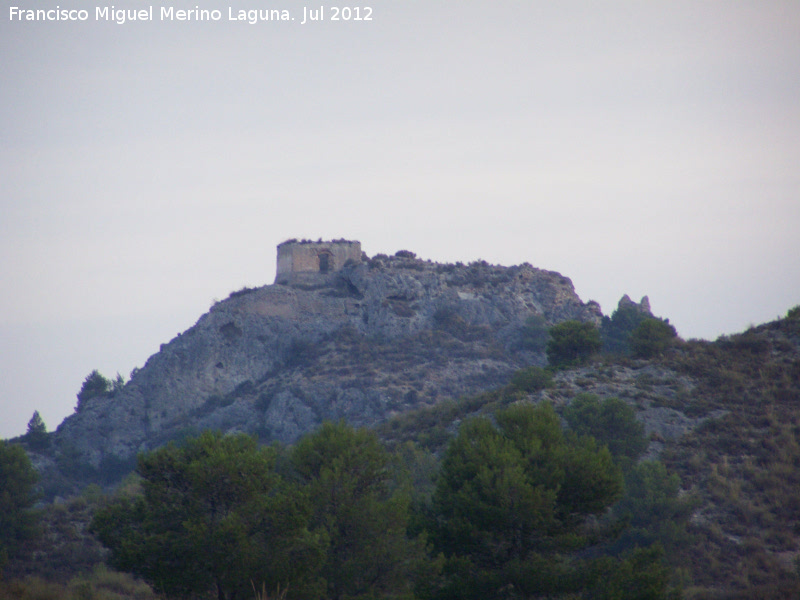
[275,239,362,284]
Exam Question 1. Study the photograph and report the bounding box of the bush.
[509,366,553,393]
[630,318,678,359]
[600,303,650,355]
[563,394,648,467]
[546,320,601,368]
[76,370,112,411]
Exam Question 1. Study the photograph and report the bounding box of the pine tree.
[0,440,39,573]
[25,411,48,450]
[431,403,638,599]
[92,431,326,600]
[76,370,111,411]
[291,422,431,600]
[26,411,46,436]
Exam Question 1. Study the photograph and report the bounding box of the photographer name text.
[8,5,373,25]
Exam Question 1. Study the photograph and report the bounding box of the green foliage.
[546,320,601,368]
[509,366,553,393]
[1,485,109,582]
[600,303,650,356]
[563,394,648,469]
[75,370,112,411]
[630,318,678,359]
[15,308,800,598]
[92,431,325,600]
[431,403,627,599]
[92,426,440,600]
[26,411,46,436]
[111,373,126,394]
[786,304,800,320]
[587,545,677,600]
[611,461,694,556]
[25,411,49,450]
[0,441,39,574]
[290,422,433,600]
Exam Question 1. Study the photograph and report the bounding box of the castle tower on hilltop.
[275,239,362,284]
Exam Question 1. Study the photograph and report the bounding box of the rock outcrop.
[616,293,651,315]
[47,252,602,489]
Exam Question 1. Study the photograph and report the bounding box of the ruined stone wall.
[275,240,362,283]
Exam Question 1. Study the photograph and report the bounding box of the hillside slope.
[37,252,601,493]
[375,310,800,598]
[10,247,800,597]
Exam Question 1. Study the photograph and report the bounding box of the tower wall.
[275,240,362,284]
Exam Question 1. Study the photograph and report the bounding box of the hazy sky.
[1,1,799,439]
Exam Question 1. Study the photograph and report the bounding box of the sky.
[1,1,799,440]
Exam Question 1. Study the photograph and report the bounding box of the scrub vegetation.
[2,305,800,599]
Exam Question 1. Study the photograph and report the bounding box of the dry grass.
[0,565,157,600]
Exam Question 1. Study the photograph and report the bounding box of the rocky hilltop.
[13,243,800,596]
[44,250,602,490]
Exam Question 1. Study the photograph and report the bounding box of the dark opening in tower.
[318,251,332,273]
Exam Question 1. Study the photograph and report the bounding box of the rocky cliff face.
[47,252,601,488]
